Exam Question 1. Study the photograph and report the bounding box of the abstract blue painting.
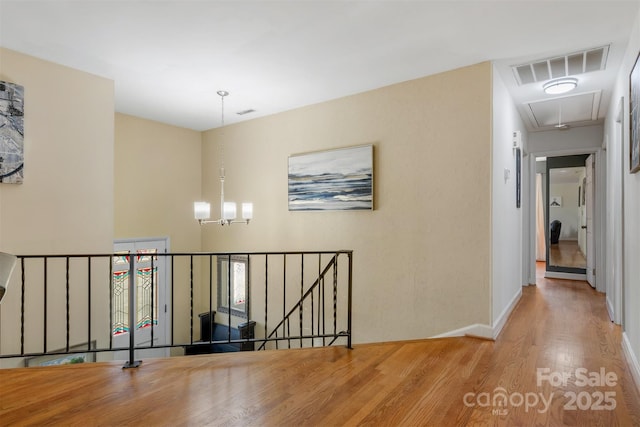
[288,144,373,211]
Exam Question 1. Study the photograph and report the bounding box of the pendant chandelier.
[194,91,253,225]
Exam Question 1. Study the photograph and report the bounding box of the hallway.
[1,268,639,426]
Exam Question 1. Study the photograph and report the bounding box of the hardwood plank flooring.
[1,263,639,426]
[549,240,587,269]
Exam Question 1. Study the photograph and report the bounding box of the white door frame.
[605,97,625,325]
[525,147,605,292]
[586,154,595,287]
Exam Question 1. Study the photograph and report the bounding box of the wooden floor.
[549,240,587,269]
[2,263,639,426]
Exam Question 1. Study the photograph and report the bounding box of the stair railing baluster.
[2,250,352,362]
[300,254,303,348]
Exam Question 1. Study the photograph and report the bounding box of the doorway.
[112,237,170,360]
[537,154,595,285]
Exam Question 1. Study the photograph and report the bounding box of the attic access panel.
[524,91,601,129]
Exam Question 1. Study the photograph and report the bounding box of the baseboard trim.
[492,287,522,340]
[544,271,587,281]
[430,323,494,340]
[606,297,615,323]
[622,332,640,396]
[430,288,523,341]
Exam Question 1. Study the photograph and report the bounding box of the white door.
[586,155,595,287]
[112,238,169,359]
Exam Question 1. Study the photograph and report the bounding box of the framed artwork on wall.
[515,147,521,208]
[24,342,96,367]
[550,196,562,207]
[288,144,373,211]
[629,52,640,173]
[0,81,24,184]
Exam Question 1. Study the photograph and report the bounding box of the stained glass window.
[112,249,159,336]
[112,270,129,335]
[113,252,130,265]
[136,266,158,330]
[136,249,158,263]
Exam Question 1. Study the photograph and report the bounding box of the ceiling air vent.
[512,45,609,86]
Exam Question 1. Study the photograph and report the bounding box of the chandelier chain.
[218,90,228,179]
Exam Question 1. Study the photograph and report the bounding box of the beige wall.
[114,113,202,250]
[201,62,493,344]
[0,48,114,254]
[0,48,114,366]
[0,50,494,358]
[114,113,203,345]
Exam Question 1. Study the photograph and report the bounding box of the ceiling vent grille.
[512,46,609,86]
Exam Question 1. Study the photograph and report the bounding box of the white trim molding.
[544,271,587,281]
[430,323,494,340]
[492,288,523,339]
[622,332,640,395]
[431,288,522,341]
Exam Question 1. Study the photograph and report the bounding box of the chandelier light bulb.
[194,202,211,220]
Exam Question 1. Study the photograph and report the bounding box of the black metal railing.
[257,252,347,350]
[0,250,352,368]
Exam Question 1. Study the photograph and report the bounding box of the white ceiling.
[550,166,585,184]
[1,1,638,132]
